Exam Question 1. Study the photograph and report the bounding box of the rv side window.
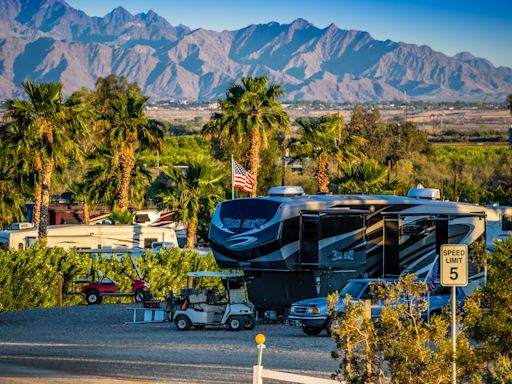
[502,215,512,231]
[25,237,37,247]
[144,238,158,248]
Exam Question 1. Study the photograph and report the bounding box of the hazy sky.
[66,0,512,68]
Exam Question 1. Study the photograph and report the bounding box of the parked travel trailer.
[0,224,178,250]
[208,186,512,312]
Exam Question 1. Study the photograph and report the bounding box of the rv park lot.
[0,304,337,383]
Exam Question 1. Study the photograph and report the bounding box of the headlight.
[307,307,320,314]
[144,282,150,288]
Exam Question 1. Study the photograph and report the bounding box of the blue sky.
[66,0,512,68]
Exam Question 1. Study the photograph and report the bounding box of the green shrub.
[0,246,219,312]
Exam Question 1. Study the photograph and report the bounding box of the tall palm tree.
[5,81,82,241]
[203,77,289,197]
[289,114,345,193]
[0,121,42,225]
[104,91,162,211]
[160,158,226,248]
[67,180,94,224]
[336,160,401,194]
[86,146,152,210]
[0,160,25,228]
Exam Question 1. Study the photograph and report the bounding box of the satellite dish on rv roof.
[407,184,441,200]
[268,186,305,196]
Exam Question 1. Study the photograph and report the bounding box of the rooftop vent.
[268,186,305,197]
[10,222,35,230]
[407,184,440,200]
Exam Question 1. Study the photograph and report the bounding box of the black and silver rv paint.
[209,190,491,311]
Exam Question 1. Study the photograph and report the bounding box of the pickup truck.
[287,278,469,336]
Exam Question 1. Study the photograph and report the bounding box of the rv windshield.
[219,199,281,234]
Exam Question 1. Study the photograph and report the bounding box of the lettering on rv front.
[332,249,355,261]
[223,218,266,229]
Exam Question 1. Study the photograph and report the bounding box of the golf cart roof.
[187,271,244,278]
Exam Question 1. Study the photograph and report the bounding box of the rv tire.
[85,290,102,305]
[302,326,323,336]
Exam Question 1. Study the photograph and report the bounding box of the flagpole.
[231,154,235,200]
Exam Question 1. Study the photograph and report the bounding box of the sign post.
[440,244,468,384]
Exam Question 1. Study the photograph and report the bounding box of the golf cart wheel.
[244,315,256,330]
[302,326,323,336]
[134,289,150,302]
[175,315,191,331]
[85,290,102,305]
[228,316,244,331]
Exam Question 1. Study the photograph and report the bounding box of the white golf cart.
[169,271,256,331]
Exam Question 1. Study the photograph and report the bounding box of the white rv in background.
[0,224,178,251]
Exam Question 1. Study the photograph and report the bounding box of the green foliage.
[0,246,220,312]
[465,238,512,359]
[0,245,89,311]
[159,157,226,247]
[335,160,403,194]
[329,275,479,383]
[108,210,135,225]
[138,248,221,299]
[203,76,289,195]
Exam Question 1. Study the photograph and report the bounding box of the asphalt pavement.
[0,304,338,383]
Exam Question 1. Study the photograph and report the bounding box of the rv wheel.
[302,326,322,336]
[175,315,191,331]
[85,290,102,305]
[228,316,244,331]
[244,315,256,330]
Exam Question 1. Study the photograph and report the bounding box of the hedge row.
[0,246,219,312]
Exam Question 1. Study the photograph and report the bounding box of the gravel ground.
[0,304,339,383]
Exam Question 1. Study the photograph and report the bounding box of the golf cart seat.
[196,303,225,314]
[189,293,207,304]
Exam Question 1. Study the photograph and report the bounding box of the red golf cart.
[74,249,151,305]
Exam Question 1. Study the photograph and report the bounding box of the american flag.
[425,255,440,292]
[233,160,255,193]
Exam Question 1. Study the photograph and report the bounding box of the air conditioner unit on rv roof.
[407,184,441,200]
[268,186,305,196]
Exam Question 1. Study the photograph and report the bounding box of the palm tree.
[203,77,289,197]
[86,146,152,210]
[67,180,94,224]
[103,91,162,211]
[289,114,345,193]
[0,121,42,225]
[336,160,401,194]
[0,160,25,228]
[5,81,82,241]
[159,158,226,248]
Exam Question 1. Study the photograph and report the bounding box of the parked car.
[287,278,472,336]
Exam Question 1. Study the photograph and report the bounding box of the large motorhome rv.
[208,186,512,311]
[0,224,178,251]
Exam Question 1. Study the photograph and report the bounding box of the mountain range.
[1,0,511,102]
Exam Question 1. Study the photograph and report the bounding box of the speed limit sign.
[440,244,468,286]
